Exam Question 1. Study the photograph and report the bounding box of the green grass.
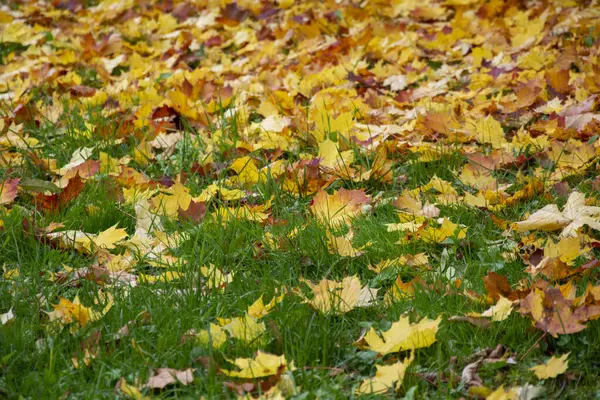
[2,105,600,400]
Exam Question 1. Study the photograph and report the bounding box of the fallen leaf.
[513,192,600,237]
[143,368,195,389]
[529,353,569,379]
[357,351,414,394]
[0,178,19,205]
[359,316,442,355]
[310,188,370,227]
[1,308,15,325]
[221,351,292,379]
[298,276,377,315]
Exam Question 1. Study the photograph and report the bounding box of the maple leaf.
[35,174,85,212]
[359,316,442,355]
[221,351,292,379]
[357,351,414,395]
[310,188,370,227]
[230,156,260,185]
[200,264,234,289]
[530,354,569,379]
[93,225,128,249]
[459,296,513,325]
[143,368,195,389]
[297,276,378,315]
[194,323,227,349]
[47,292,113,332]
[247,293,284,319]
[0,178,19,205]
[151,182,192,217]
[326,229,370,257]
[513,192,600,237]
[519,287,600,337]
[221,315,266,344]
[117,378,149,400]
[471,116,507,149]
[485,385,519,400]
[317,139,354,171]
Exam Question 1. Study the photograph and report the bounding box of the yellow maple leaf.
[485,385,519,400]
[543,236,586,265]
[221,315,266,344]
[221,351,292,379]
[419,218,467,243]
[230,156,260,185]
[360,316,442,355]
[139,271,183,283]
[200,264,234,289]
[357,352,414,394]
[473,116,507,149]
[195,323,227,349]
[48,292,113,332]
[151,182,192,217]
[326,230,370,257]
[310,188,370,227]
[477,296,513,322]
[118,378,149,400]
[93,225,128,249]
[317,139,354,171]
[530,353,569,379]
[298,276,378,315]
[313,110,354,142]
[247,293,284,319]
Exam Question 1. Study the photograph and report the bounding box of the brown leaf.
[69,85,97,97]
[0,178,19,205]
[178,200,206,223]
[483,272,515,301]
[545,68,571,94]
[36,174,84,212]
[143,368,195,389]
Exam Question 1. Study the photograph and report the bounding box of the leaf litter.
[2,0,600,397]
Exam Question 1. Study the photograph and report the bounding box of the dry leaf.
[143,368,195,389]
[529,353,569,379]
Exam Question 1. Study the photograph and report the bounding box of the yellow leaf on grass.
[93,225,128,249]
[326,230,370,257]
[317,139,354,170]
[360,316,442,355]
[47,293,113,332]
[357,352,414,394]
[299,276,377,315]
[118,378,149,400]
[419,218,467,243]
[543,236,585,265]
[222,315,266,344]
[221,351,292,379]
[513,192,600,237]
[486,385,518,400]
[151,182,192,217]
[530,353,569,379]
[473,116,507,149]
[196,323,227,348]
[248,293,284,319]
[313,110,354,142]
[310,188,370,227]
[480,296,513,322]
[200,264,234,289]
[230,156,260,185]
[369,253,428,273]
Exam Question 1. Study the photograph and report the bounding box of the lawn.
[2,0,600,398]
